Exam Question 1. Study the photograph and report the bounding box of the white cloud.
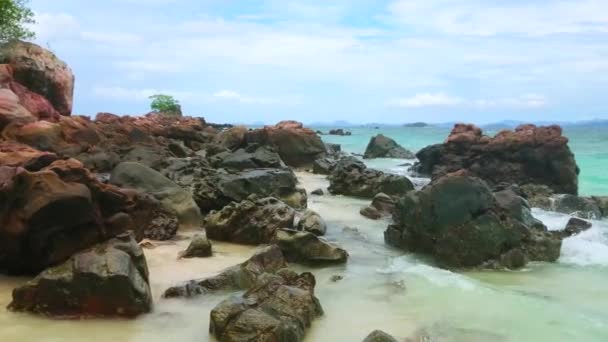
[388,0,608,36]
[92,86,195,101]
[388,93,464,107]
[389,93,547,109]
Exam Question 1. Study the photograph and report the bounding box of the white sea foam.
[377,256,478,290]
[533,208,608,267]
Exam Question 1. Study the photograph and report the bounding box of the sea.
[0,125,607,341]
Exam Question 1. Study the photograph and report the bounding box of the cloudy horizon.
[27,0,608,124]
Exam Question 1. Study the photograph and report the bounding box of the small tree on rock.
[149,94,182,116]
[0,0,36,43]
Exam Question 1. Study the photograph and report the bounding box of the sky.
[26,0,608,124]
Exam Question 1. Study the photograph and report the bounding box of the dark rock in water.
[8,233,152,318]
[131,195,179,241]
[559,217,592,238]
[330,275,343,282]
[552,194,602,219]
[371,193,396,214]
[360,206,382,220]
[311,188,324,196]
[245,121,326,167]
[178,233,212,258]
[404,122,429,128]
[110,162,202,228]
[364,134,415,159]
[209,269,323,342]
[313,157,337,175]
[273,229,348,264]
[413,124,579,195]
[205,196,295,245]
[363,330,399,342]
[592,196,608,217]
[296,209,327,236]
[329,128,351,136]
[385,173,561,269]
[329,157,414,198]
[163,245,287,298]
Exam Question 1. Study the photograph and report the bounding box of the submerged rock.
[364,134,415,159]
[110,162,202,228]
[413,124,579,195]
[329,157,414,198]
[8,233,152,318]
[360,206,382,220]
[385,173,561,269]
[178,233,212,258]
[205,196,296,245]
[273,229,348,264]
[296,209,327,236]
[163,245,287,298]
[363,330,399,342]
[209,269,323,342]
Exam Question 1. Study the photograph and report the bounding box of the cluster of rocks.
[0,41,341,340]
[413,123,579,194]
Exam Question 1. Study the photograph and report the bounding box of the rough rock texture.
[413,124,579,195]
[213,125,247,150]
[163,245,287,298]
[312,157,336,175]
[1,67,60,121]
[559,217,592,238]
[178,233,212,258]
[363,330,399,342]
[162,157,305,213]
[329,157,414,198]
[110,162,202,228]
[552,194,602,219]
[371,193,396,214]
[209,269,323,342]
[0,154,165,274]
[385,173,561,269]
[274,229,348,264]
[360,206,382,220]
[364,134,415,159]
[204,196,296,245]
[210,145,286,171]
[8,233,152,318]
[1,41,75,116]
[296,209,327,236]
[245,121,326,167]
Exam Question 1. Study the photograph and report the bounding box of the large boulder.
[273,229,348,264]
[413,124,579,195]
[364,134,415,159]
[245,121,326,167]
[0,41,75,116]
[329,157,414,198]
[178,233,212,258]
[213,125,247,150]
[0,65,60,121]
[552,194,602,219]
[205,196,296,245]
[163,245,287,298]
[209,269,323,342]
[385,173,561,269]
[8,233,152,318]
[296,209,327,236]
[110,162,202,228]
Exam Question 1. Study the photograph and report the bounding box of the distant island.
[403,122,430,127]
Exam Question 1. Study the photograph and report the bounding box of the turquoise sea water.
[315,126,608,196]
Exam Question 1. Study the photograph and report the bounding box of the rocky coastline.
[0,41,603,341]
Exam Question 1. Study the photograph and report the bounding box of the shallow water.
[1,171,608,341]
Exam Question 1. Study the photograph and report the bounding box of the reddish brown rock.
[245,121,326,167]
[0,41,74,116]
[414,123,579,194]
